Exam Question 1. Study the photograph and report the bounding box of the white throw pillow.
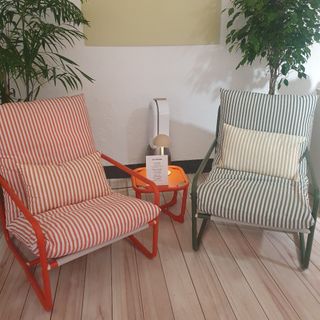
[220,124,305,180]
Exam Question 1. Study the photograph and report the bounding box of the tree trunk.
[268,65,278,95]
[0,73,11,104]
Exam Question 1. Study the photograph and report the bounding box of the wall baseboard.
[105,159,213,179]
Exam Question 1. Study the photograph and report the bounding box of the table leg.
[161,191,177,210]
[161,188,187,223]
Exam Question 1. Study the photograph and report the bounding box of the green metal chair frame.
[191,109,319,270]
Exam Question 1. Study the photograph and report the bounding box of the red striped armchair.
[0,95,161,310]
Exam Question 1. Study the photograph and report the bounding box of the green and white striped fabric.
[197,89,318,231]
[198,167,312,230]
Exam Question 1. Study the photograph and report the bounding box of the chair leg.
[299,224,316,270]
[0,201,53,310]
[192,189,209,250]
[128,217,159,259]
[192,214,209,251]
[1,230,53,310]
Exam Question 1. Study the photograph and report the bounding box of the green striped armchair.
[192,89,319,269]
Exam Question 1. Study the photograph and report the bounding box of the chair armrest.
[100,153,160,206]
[191,139,217,207]
[304,149,320,219]
[0,175,47,250]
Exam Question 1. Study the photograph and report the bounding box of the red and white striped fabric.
[8,193,160,258]
[18,152,112,214]
[0,95,96,225]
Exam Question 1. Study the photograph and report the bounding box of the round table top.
[131,165,189,192]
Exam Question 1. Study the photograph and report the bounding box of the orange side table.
[131,165,189,223]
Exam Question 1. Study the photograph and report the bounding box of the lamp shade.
[153,134,170,148]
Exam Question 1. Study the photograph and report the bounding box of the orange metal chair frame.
[0,153,160,311]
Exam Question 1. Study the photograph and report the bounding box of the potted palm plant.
[0,0,93,104]
[225,0,320,95]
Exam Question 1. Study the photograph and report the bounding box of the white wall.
[41,0,320,182]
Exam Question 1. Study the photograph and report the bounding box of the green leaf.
[228,8,234,16]
[227,20,233,29]
[281,63,290,76]
[228,45,234,53]
[54,53,79,66]
[75,67,94,82]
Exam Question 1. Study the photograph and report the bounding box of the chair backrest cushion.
[215,89,317,182]
[0,95,96,224]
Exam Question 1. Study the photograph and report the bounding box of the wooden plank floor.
[1,174,320,319]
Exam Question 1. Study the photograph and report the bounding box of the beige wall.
[83,0,221,46]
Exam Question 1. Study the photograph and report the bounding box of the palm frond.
[0,0,93,103]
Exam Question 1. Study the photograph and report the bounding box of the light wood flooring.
[1,174,320,320]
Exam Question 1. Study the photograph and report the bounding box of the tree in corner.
[225,0,320,94]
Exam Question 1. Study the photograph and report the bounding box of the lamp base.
[146,145,171,163]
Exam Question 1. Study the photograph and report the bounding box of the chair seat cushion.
[8,193,160,258]
[197,168,314,231]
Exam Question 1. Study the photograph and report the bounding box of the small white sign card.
[146,155,168,185]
